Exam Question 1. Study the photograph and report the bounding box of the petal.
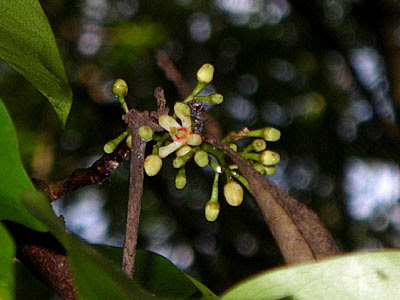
[180,115,192,130]
[158,141,183,158]
[174,102,192,129]
[187,133,202,146]
[159,115,181,132]
[174,102,191,117]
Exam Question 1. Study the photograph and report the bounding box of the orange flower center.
[173,127,189,142]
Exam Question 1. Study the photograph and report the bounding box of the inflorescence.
[106,64,281,222]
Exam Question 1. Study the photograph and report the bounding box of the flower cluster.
[107,63,281,222]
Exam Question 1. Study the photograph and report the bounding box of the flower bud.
[175,173,187,190]
[187,133,202,146]
[262,127,281,142]
[176,145,192,157]
[252,139,266,152]
[194,150,209,167]
[112,79,128,98]
[173,156,185,168]
[138,126,154,141]
[264,165,276,176]
[205,201,220,222]
[223,181,244,206]
[252,162,265,174]
[103,143,115,154]
[197,63,214,85]
[229,143,238,152]
[210,93,224,105]
[259,150,280,166]
[103,131,129,153]
[144,154,163,176]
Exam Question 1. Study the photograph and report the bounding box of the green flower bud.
[176,145,192,157]
[112,79,128,98]
[252,139,266,152]
[187,133,202,146]
[210,93,224,104]
[175,173,187,190]
[103,131,129,153]
[173,156,185,168]
[197,63,214,85]
[194,150,209,167]
[262,127,281,142]
[144,154,163,176]
[264,165,276,176]
[259,150,280,166]
[252,162,265,174]
[229,143,238,152]
[103,143,115,154]
[138,126,154,141]
[223,181,244,206]
[205,201,220,222]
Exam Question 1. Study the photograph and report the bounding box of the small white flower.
[158,102,202,158]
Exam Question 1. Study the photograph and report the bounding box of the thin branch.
[36,143,130,202]
[156,50,192,98]
[122,118,146,278]
[122,90,168,277]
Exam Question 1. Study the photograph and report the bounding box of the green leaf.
[0,99,47,231]
[0,0,72,127]
[0,223,15,300]
[21,191,169,300]
[221,250,400,300]
[96,246,202,299]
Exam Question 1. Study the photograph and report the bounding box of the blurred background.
[1,0,400,294]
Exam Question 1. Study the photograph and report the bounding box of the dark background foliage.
[1,0,400,294]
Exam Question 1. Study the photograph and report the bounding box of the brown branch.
[122,88,168,277]
[156,50,192,98]
[122,123,145,278]
[37,143,130,202]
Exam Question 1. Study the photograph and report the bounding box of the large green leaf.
[0,0,72,127]
[0,99,47,231]
[21,191,170,300]
[221,250,400,300]
[0,223,15,300]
